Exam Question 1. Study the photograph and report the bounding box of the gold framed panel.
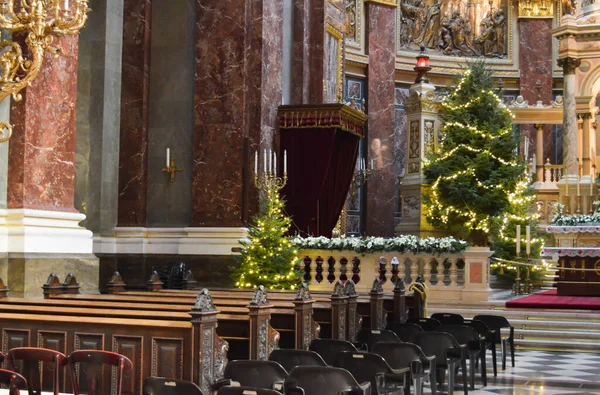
[326,23,345,102]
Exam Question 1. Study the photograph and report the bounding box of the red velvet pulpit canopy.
[278,104,368,237]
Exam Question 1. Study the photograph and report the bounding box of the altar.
[541,225,600,297]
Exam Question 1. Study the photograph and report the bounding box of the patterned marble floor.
[436,350,600,395]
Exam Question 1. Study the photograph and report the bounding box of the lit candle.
[516,225,521,256]
[274,152,277,175]
[577,173,580,196]
[254,151,258,174]
[166,148,170,168]
[532,154,536,176]
[284,150,287,174]
[526,225,531,256]
[264,149,267,172]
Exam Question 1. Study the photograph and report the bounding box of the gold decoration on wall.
[517,0,554,18]
[365,0,397,6]
[0,0,90,143]
[326,23,344,103]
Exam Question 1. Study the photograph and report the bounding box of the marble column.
[582,114,591,175]
[117,0,152,227]
[559,57,581,175]
[193,0,283,227]
[3,36,97,296]
[365,0,396,237]
[518,18,553,166]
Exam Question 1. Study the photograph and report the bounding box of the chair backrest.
[286,366,368,395]
[7,347,68,395]
[386,323,423,343]
[441,325,480,350]
[415,332,461,368]
[217,386,282,395]
[334,352,392,395]
[0,368,28,395]
[371,341,429,371]
[268,349,326,372]
[431,313,464,325]
[464,319,493,342]
[69,350,133,395]
[143,377,204,395]
[407,317,443,331]
[473,315,512,342]
[356,329,401,350]
[308,339,358,365]
[223,360,288,390]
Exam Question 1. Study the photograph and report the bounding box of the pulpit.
[278,104,368,237]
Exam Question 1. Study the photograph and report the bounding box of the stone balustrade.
[298,247,492,301]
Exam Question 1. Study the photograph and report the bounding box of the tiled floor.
[435,350,600,395]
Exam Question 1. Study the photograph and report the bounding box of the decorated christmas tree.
[233,187,302,290]
[423,62,524,246]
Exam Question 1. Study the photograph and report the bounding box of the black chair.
[416,332,468,395]
[334,351,409,395]
[473,314,515,370]
[386,323,424,343]
[0,368,28,395]
[269,349,326,372]
[143,377,204,395]
[431,313,464,325]
[464,319,497,377]
[217,386,282,395]
[356,329,401,351]
[215,360,287,392]
[371,341,436,395]
[442,325,487,389]
[285,366,371,395]
[309,339,358,366]
[407,317,443,332]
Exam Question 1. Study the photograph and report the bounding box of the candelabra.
[0,0,90,143]
[254,149,287,194]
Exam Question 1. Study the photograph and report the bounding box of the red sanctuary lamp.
[414,46,431,84]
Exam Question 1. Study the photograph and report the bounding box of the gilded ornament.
[0,0,90,143]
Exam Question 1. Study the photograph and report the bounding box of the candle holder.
[162,158,183,182]
[512,255,523,295]
[525,255,534,294]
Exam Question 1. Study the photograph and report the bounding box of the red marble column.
[365,1,397,237]
[117,0,152,227]
[192,0,283,227]
[7,36,79,212]
[518,19,553,163]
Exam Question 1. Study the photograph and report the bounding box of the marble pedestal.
[0,253,99,298]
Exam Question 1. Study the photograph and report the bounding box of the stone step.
[514,338,600,352]
[509,318,600,331]
[514,328,600,341]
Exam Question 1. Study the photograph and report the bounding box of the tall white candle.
[516,225,521,256]
[264,149,267,172]
[526,225,531,256]
[274,152,277,175]
[64,0,69,10]
[166,148,170,167]
[269,149,273,174]
[371,159,374,170]
[254,151,258,174]
[524,137,529,159]
[577,173,580,196]
[362,158,366,171]
[532,154,536,176]
[284,150,287,174]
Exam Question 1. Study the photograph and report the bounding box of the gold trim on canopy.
[278,104,368,138]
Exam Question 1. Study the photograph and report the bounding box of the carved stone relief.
[398,0,508,58]
[409,121,420,158]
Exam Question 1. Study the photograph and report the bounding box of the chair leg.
[480,350,487,387]
[448,362,456,395]
[510,338,515,368]
[491,345,497,377]
[461,359,468,395]
[501,339,507,371]
[415,376,423,395]
[429,371,437,395]
[469,355,475,390]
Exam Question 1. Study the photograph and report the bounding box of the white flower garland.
[291,235,469,255]
[552,201,600,226]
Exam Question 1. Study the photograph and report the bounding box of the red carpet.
[505,289,600,310]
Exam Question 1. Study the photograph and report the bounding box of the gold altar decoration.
[0,0,90,143]
[517,0,554,18]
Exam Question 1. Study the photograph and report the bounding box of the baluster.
[437,259,446,288]
[309,255,317,284]
[544,163,550,182]
[303,256,312,283]
[378,257,388,284]
[410,259,419,284]
[390,257,400,284]
[449,259,458,288]
[423,259,432,287]
[339,257,348,282]
[351,257,361,284]
[327,256,336,283]
[398,258,407,283]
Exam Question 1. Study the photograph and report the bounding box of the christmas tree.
[423,62,524,246]
[234,187,302,290]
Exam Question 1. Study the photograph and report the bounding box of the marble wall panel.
[117,0,151,226]
[75,0,124,235]
[518,19,553,104]
[146,0,195,227]
[193,0,283,227]
[366,3,397,237]
[8,36,79,211]
[394,87,409,223]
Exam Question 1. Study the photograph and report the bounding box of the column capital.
[533,123,545,130]
[557,57,581,75]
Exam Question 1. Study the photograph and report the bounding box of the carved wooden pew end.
[42,273,63,298]
[147,271,164,292]
[62,273,81,295]
[107,271,127,294]
[0,277,8,298]
[182,270,199,290]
